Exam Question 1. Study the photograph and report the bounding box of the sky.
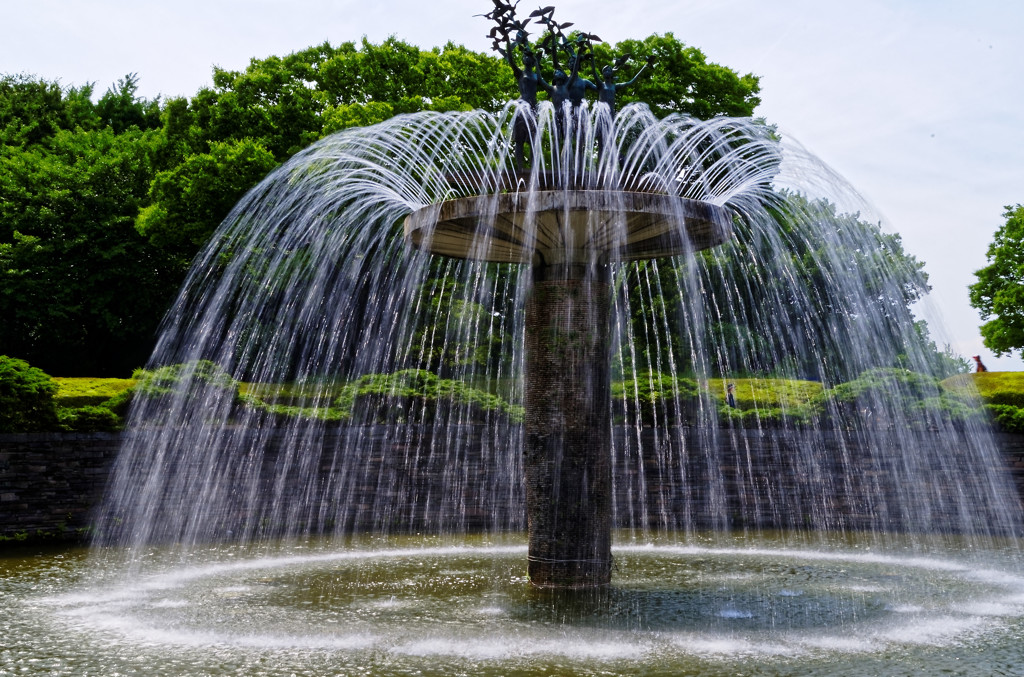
[4,0,1023,370]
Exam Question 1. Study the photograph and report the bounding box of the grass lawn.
[943,371,1024,397]
[53,377,135,408]
[705,377,824,410]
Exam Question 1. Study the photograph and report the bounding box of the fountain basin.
[11,536,1024,676]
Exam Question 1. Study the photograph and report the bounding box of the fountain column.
[523,262,612,587]
[405,189,731,588]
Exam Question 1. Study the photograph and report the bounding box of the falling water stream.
[5,102,1023,674]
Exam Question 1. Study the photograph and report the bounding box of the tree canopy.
[0,126,176,375]
[588,33,760,118]
[620,192,951,382]
[136,34,760,267]
[970,205,1024,358]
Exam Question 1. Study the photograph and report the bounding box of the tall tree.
[0,74,99,146]
[136,138,278,272]
[95,73,162,134]
[970,205,1024,357]
[138,34,761,287]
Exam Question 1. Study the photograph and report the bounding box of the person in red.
[972,355,988,373]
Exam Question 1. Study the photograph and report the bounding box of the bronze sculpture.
[481,1,654,168]
[496,37,541,169]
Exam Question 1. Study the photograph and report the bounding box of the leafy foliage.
[0,37,947,383]
[717,404,822,428]
[404,272,516,375]
[192,38,514,161]
[970,205,1024,357]
[94,73,162,134]
[53,377,135,408]
[827,367,942,404]
[136,138,278,270]
[57,405,122,432]
[0,361,126,432]
[706,377,824,409]
[624,192,939,381]
[943,370,1024,398]
[588,33,760,118]
[944,371,1024,433]
[709,377,823,428]
[0,75,99,147]
[985,404,1024,433]
[132,360,239,397]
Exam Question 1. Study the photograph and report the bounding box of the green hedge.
[0,356,59,433]
[335,369,523,423]
[612,371,705,426]
[4,357,1022,434]
[986,404,1024,433]
[57,405,122,432]
[104,360,243,417]
[53,377,135,408]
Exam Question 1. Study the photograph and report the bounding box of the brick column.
[523,262,612,588]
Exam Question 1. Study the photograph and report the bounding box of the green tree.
[95,73,162,134]
[0,127,175,375]
[139,34,758,268]
[187,38,514,161]
[136,38,515,264]
[970,205,1024,357]
[589,33,761,118]
[0,34,764,376]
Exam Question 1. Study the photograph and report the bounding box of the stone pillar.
[523,262,612,588]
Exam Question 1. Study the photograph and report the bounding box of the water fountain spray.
[406,2,734,588]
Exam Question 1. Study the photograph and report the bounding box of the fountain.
[8,4,1024,674]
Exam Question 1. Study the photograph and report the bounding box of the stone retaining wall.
[0,433,120,540]
[3,429,1024,541]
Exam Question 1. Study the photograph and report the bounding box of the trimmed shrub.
[248,402,350,424]
[132,360,239,398]
[985,390,1024,408]
[0,356,59,433]
[57,405,122,432]
[827,368,941,404]
[105,360,243,419]
[707,378,825,428]
[53,377,135,408]
[718,403,820,428]
[335,369,522,423]
[979,388,1024,433]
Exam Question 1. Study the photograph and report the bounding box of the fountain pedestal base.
[524,263,612,588]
